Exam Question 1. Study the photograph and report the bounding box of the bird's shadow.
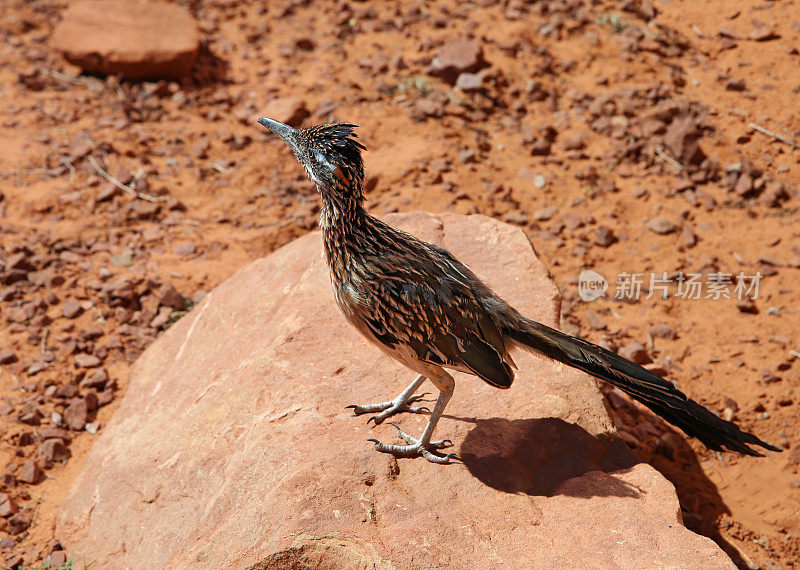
[452,415,641,498]
[444,412,748,568]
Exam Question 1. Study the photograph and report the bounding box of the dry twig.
[748,122,798,150]
[88,155,166,202]
[655,146,684,170]
[209,161,230,174]
[42,67,81,85]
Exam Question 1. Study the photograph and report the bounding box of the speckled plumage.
[268,122,519,392]
[259,117,779,463]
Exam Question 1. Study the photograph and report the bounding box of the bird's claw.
[346,393,432,425]
[365,404,430,426]
[366,424,456,464]
[407,392,430,403]
[387,423,453,449]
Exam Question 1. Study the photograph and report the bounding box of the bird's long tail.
[506,316,780,456]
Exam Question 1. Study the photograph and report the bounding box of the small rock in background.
[294,37,315,51]
[594,226,617,248]
[64,399,88,431]
[725,78,746,92]
[74,353,101,368]
[192,137,211,159]
[428,39,488,84]
[533,206,557,221]
[585,310,607,330]
[749,21,778,42]
[789,442,800,465]
[41,439,70,463]
[158,283,186,310]
[562,212,583,230]
[410,96,445,121]
[173,241,196,256]
[97,391,115,407]
[150,306,174,329]
[655,432,683,461]
[80,368,109,390]
[455,72,483,92]
[191,290,207,304]
[50,0,200,80]
[0,494,17,517]
[17,460,41,484]
[649,323,676,339]
[737,299,758,314]
[265,98,310,127]
[48,550,68,566]
[62,299,83,319]
[663,116,707,166]
[0,348,17,365]
[618,341,652,365]
[111,252,133,267]
[647,216,676,235]
[4,553,24,568]
[680,225,697,248]
[530,125,558,156]
[57,383,80,399]
[7,512,31,535]
[562,131,587,151]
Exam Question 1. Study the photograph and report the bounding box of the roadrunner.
[258,117,780,463]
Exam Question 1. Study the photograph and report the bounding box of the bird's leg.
[368,371,456,464]
[346,374,430,425]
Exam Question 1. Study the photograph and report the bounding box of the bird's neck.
[317,181,370,275]
[317,182,366,233]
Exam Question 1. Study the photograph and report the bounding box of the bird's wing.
[351,250,515,389]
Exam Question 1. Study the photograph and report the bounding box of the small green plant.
[13,554,97,570]
[595,11,627,33]
[641,23,665,43]
[396,76,431,97]
[166,301,195,326]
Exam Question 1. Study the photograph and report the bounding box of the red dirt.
[0,0,798,566]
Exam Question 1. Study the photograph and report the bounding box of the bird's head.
[258,117,366,194]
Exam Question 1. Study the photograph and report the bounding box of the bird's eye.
[314,151,334,171]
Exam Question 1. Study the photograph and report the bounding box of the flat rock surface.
[56,213,733,568]
[50,0,199,80]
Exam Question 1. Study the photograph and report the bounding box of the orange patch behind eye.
[333,166,350,186]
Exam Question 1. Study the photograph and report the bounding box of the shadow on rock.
[459,417,640,498]
[638,427,747,568]
[600,390,748,568]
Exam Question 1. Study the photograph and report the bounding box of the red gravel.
[0,0,798,566]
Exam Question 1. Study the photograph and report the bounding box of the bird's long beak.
[258,117,297,148]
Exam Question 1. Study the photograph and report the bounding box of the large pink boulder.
[51,0,200,80]
[57,213,733,568]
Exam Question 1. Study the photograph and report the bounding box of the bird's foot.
[367,423,455,464]
[345,393,430,425]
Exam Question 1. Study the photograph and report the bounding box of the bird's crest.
[304,123,365,175]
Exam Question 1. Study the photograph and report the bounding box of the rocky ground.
[0,0,798,567]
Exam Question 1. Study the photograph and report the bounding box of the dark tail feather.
[506,316,780,457]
